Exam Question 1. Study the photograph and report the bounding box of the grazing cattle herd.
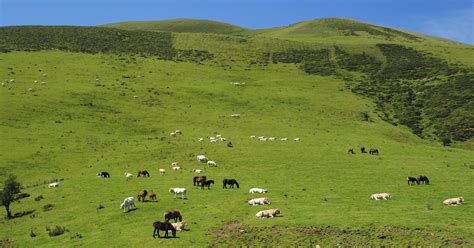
[86,133,466,239]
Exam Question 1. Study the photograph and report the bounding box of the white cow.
[443,196,464,206]
[198,138,204,142]
[280,138,288,141]
[207,161,217,167]
[249,188,268,194]
[370,193,391,200]
[250,135,256,139]
[259,137,267,141]
[219,137,226,142]
[268,137,276,141]
[172,166,182,171]
[171,162,179,167]
[124,172,133,178]
[193,169,204,173]
[175,130,182,134]
[120,196,135,212]
[48,182,59,188]
[159,169,166,175]
[197,155,208,163]
[230,114,241,118]
[294,138,301,142]
[170,132,177,137]
[248,197,270,206]
[169,188,187,199]
[210,139,217,143]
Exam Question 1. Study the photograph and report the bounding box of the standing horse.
[201,180,215,189]
[152,221,176,238]
[417,175,430,184]
[347,148,355,154]
[138,190,148,202]
[193,176,206,186]
[137,170,150,177]
[369,148,379,155]
[223,179,239,189]
[407,177,419,185]
[360,147,366,153]
[149,191,157,201]
[164,209,182,222]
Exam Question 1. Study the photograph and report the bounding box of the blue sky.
[1,0,472,44]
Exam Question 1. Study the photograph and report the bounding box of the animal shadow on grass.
[126,208,139,213]
[12,210,35,219]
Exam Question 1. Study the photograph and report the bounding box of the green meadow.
[0,18,473,246]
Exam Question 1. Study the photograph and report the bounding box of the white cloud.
[422,9,473,45]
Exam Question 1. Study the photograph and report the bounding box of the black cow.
[97,171,110,178]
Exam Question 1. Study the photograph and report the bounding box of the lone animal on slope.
[171,221,187,231]
[137,190,148,202]
[197,155,208,163]
[443,197,464,206]
[164,209,182,222]
[97,171,110,178]
[369,148,379,155]
[249,188,268,194]
[120,196,135,212]
[248,197,270,206]
[124,172,133,178]
[407,177,419,185]
[169,188,187,199]
[193,176,207,186]
[48,182,59,188]
[137,170,150,177]
[207,161,217,167]
[417,175,430,184]
[149,191,157,201]
[223,178,239,189]
[370,193,391,200]
[152,221,176,238]
[201,180,215,190]
[256,209,280,218]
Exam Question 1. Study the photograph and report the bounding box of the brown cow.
[138,190,148,202]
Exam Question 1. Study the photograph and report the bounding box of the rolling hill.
[0,18,473,246]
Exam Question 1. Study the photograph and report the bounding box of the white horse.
[169,188,187,199]
[120,196,135,212]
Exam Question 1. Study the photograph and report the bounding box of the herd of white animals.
[44,128,466,239]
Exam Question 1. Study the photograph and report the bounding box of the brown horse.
[164,209,182,222]
[138,190,148,202]
[153,221,176,238]
[137,170,150,177]
[149,191,157,201]
[193,176,206,186]
[417,175,430,184]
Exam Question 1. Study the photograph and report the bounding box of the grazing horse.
[97,171,110,178]
[137,170,150,177]
[360,147,366,153]
[417,175,430,184]
[149,191,157,201]
[193,176,207,186]
[407,177,419,185]
[201,180,215,189]
[153,221,176,238]
[369,148,379,155]
[223,179,239,189]
[348,148,355,154]
[164,209,182,222]
[227,141,233,148]
[137,190,148,202]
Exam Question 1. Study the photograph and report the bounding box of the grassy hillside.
[0,21,473,246]
[102,19,248,35]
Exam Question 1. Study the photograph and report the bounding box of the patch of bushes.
[46,225,68,237]
[34,195,44,201]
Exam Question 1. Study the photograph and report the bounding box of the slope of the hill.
[102,19,248,35]
[0,50,472,247]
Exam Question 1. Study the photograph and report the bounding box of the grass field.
[1,49,473,246]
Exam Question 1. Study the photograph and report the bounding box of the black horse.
[417,175,430,184]
[138,170,150,177]
[347,148,355,154]
[153,221,176,238]
[369,148,379,155]
[193,176,207,186]
[407,177,419,185]
[97,171,110,178]
[223,179,239,189]
[360,147,366,153]
[201,180,215,189]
